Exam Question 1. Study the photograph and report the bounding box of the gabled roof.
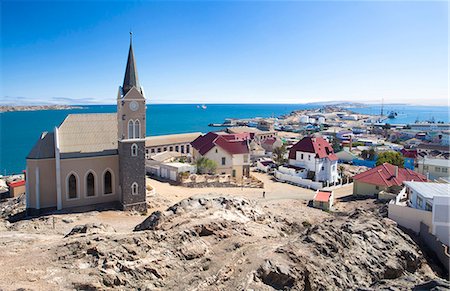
[27,132,55,159]
[191,132,249,156]
[288,136,338,161]
[58,113,118,157]
[353,163,427,187]
[122,33,140,96]
[314,190,332,202]
[262,137,277,145]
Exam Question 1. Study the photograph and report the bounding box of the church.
[25,35,147,215]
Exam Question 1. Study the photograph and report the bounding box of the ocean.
[1,103,448,175]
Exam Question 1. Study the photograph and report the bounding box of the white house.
[288,137,339,183]
[390,181,450,247]
[404,181,450,212]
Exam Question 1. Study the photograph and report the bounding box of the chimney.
[394,166,399,178]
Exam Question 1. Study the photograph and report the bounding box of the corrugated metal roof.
[58,113,117,154]
[145,132,202,147]
[404,181,450,199]
[420,158,450,167]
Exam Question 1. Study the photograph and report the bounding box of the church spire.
[122,32,140,95]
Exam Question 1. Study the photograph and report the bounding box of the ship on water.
[388,111,398,119]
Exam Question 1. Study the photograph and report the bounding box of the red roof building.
[288,137,340,184]
[353,163,427,187]
[7,180,26,198]
[191,132,250,156]
[288,137,338,161]
[191,132,251,181]
[313,190,334,210]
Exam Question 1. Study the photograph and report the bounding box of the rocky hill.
[11,196,440,290]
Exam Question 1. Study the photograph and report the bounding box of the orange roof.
[314,190,331,202]
[8,180,25,188]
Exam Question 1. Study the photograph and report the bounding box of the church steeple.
[122,32,140,96]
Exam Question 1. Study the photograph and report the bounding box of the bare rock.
[65,223,116,238]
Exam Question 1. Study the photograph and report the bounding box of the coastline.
[0,105,83,113]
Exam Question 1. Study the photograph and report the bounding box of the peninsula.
[0,105,83,113]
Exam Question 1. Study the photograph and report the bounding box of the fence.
[274,171,323,190]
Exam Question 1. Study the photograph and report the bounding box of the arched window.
[131,182,138,195]
[104,170,112,195]
[134,120,141,139]
[86,172,95,197]
[131,143,138,156]
[128,120,135,139]
[68,174,77,199]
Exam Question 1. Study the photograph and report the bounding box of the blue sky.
[1,1,448,106]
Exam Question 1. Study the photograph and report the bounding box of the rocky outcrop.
[64,223,116,238]
[46,196,445,290]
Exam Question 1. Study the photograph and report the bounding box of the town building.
[389,181,450,264]
[404,181,450,212]
[288,137,339,183]
[145,132,202,158]
[226,126,277,142]
[312,190,334,211]
[416,143,450,158]
[353,163,427,197]
[25,35,147,215]
[8,180,26,198]
[415,158,450,181]
[260,137,283,153]
[335,149,358,163]
[191,132,250,181]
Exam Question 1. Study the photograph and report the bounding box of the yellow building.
[191,132,250,181]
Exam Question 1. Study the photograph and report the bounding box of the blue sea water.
[347,105,450,124]
[1,103,448,175]
[0,104,315,174]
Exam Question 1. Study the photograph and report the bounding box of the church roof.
[122,33,140,95]
[58,113,118,157]
[27,132,55,159]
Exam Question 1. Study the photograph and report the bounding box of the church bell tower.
[117,33,147,212]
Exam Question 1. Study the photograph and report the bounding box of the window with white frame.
[435,167,441,172]
[131,143,138,156]
[443,167,448,173]
[131,182,138,195]
[134,120,141,139]
[128,120,134,139]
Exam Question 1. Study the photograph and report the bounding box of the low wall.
[274,171,323,190]
[388,203,433,234]
[180,174,263,188]
[420,222,450,272]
